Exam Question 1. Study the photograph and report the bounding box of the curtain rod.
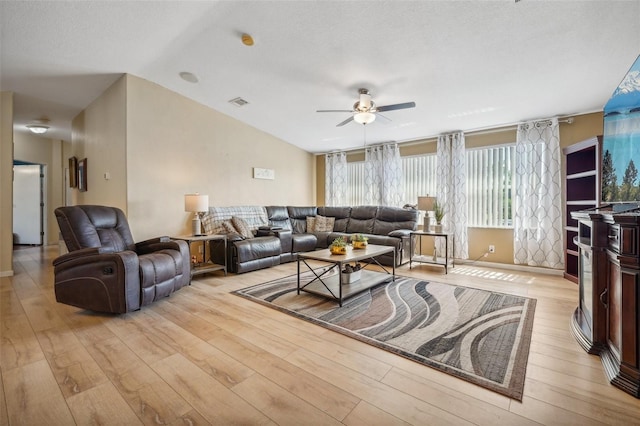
[400,116,575,146]
[322,114,577,155]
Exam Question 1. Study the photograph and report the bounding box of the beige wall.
[315,112,604,266]
[71,74,316,241]
[12,71,602,265]
[71,76,128,211]
[1,92,14,276]
[13,132,66,245]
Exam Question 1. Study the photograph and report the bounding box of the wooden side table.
[172,234,227,277]
[409,231,454,273]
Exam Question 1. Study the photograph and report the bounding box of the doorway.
[13,163,45,245]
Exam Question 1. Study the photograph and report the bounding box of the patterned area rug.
[233,269,537,400]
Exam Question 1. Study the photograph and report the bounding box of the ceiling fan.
[317,88,416,127]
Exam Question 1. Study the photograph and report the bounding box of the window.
[466,144,515,228]
[345,154,437,206]
[343,145,515,229]
[402,154,437,205]
[347,161,367,205]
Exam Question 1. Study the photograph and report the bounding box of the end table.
[409,231,454,273]
[172,234,227,277]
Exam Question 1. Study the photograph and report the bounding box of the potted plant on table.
[329,236,347,255]
[433,200,445,232]
[350,233,368,249]
[341,263,362,284]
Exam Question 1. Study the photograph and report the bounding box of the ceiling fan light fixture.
[27,125,49,134]
[354,111,376,125]
[318,88,414,127]
[26,118,50,134]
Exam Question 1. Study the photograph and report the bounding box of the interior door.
[13,164,43,245]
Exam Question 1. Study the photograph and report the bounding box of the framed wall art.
[78,158,88,192]
[68,156,77,188]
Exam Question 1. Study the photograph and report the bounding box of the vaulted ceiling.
[2,1,639,153]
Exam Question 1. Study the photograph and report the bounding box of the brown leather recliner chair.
[53,205,190,313]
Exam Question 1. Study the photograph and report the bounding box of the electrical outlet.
[489,245,495,254]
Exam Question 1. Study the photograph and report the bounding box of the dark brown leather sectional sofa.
[210,205,419,274]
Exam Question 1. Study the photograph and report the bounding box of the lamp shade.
[418,196,436,211]
[184,194,209,213]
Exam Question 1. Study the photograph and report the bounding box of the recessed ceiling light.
[179,72,199,83]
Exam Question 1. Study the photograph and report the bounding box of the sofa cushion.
[307,214,336,233]
[232,216,254,239]
[316,215,335,232]
[346,206,377,234]
[288,206,318,233]
[265,206,293,231]
[221,220,238,235]
[306,216,316,232]
[313,231,333,249]
[373,206,419,235]
[307,215,336,233]
[317,206,351,232]
[292,234,317,253]
[201,213,216,235]
[138,250,183,303]
[364,234,404,249]
[234,236,281,263]
[389,229,412,238]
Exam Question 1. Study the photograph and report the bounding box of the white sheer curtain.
[514,118,564,268]
[325,152,348,206]
[364,143,403,206]
[436,132,468,259]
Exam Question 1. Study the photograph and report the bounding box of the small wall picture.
[68,156,77,188]
[78,158,88,192]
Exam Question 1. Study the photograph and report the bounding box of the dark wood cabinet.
[572,206,640,398]
[571,209,609,353]
[603,215,640,396]
[563,136,602,283]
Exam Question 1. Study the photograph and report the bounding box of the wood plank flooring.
[2,245,640,425]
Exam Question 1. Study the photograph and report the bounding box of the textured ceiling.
[2,1,640,153]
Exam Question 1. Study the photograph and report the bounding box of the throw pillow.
[221,220,239,235]
[306,216,317,233]
[232,216,254,239]
[201,213,215,235]
[314,215,335,232]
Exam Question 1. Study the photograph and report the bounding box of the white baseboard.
[454,259,564,276]
[0,270,14,277]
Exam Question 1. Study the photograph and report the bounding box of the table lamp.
[184,193,209,236]
[418,196,436,231]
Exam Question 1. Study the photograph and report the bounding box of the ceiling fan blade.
[375,113,391,123]
[376,101,416,112]
[336,116,354,127]
[317,109,353,113]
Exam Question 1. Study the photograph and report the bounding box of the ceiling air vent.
[228,97,249,107]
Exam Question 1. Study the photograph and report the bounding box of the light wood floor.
[2,246,640,425]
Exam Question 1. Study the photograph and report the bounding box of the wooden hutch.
[571,205,640,397]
